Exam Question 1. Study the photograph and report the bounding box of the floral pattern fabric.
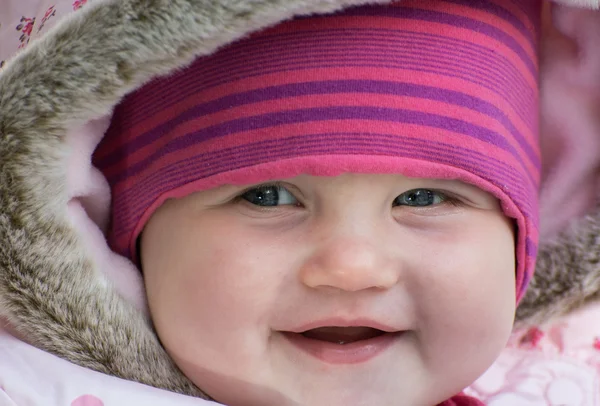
[467,302,600,405]
[0,0,88,68]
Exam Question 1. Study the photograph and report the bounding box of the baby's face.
[141,173,516,406]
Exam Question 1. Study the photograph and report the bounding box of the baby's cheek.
[417,280,514,397]
[413,214,516,376]
[170,246,278,335]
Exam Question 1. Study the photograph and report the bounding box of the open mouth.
[281,326,399,364]
[300,326,386,345]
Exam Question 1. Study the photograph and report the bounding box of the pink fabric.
[468,302,600,404]
[438,394,486,405]
[65,118,148,313]
[538,3,600,241]
[0,0,92,68]
[0,325,215,405]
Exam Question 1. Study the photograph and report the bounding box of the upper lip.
[284,318,399,333]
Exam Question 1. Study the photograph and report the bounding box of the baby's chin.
[177,359,456,406]
[187,371,299,406]
[197,381,447,406]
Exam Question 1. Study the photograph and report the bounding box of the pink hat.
[94,0,541,301]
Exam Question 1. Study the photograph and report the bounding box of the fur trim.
[516,3,600,327]
[516,207,600,326]
[0,0,391,397]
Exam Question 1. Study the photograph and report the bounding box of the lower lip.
[281,331,400,364]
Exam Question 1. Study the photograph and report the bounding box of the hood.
[516,2,600,325]
[0,0,598,399]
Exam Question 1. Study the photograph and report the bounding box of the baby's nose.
[299,239,399,292]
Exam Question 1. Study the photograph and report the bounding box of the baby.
[92,0,541,404]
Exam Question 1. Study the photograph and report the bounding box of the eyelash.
[419,191,464,207]
[444,195,464,207]
[233,182,298,204]
[234,183,465,208]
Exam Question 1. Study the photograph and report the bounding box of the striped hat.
[94,0,541,301]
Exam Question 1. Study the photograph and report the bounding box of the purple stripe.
[124,44,535,129]
[124,30,529,126]
[111,135,536,228]
[123,60,536,137]
[98,81,539,170]
[113,141,535,233]
[117,146,533,224]
[105,104,538,196]
[521,237,537,288]
[116,133,533,204]
[341,5,537,75]
[114,150,534,233]
[297,1,538,49]
[124,30,536,126]
[194,48,536,119]
[438,0,537,47]
[115,133,535,211]
[519,237,538,294]
[508,0,542,28]
[526,236,538,256]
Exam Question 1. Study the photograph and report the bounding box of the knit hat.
[94,0,541,302]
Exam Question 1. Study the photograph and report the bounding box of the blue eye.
[393,189,447,207]
[241,185,298,207]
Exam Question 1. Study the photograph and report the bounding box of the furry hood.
[0,0,599,399]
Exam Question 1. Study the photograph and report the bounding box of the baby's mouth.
[300,326,386,344]
[281,326,399,364]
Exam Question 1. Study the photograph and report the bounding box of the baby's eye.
[393,189,449,207]
[240,184,299,207]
